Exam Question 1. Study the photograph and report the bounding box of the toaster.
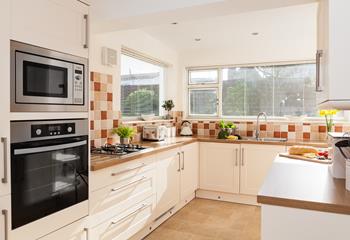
[142,125,167,141]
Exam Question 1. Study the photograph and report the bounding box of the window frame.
[120,50,167,120]
[185,60,334,121]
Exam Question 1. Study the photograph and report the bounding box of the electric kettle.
[180,121,193,136]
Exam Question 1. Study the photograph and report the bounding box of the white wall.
[89,29,180,113]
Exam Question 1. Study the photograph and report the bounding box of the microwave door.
[15,51,74,105]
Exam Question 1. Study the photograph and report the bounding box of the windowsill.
[121,118,175,125]
[185,116,348,124]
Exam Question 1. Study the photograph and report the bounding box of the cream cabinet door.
[11,0,89,58]
[180,142,199,200]
[155,149,181,218]
[200,143,240,194]
[240,144,286,195]
[0,0,10,197]
[0,195,11,240]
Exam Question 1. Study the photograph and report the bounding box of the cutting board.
[279,153,332,164]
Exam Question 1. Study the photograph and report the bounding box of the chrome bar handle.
[111,204,150,225]
[83,14,89,49]
[235,148,238,166]
[2,209,8,240]
[316,50,323,92]
[111,176,146,192]
[111,163,145,176]
[241,148,245,166]
[181,151,185,170]
[177,152,181,172]
[1,137,8,184]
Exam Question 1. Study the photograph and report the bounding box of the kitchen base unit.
[261,205,350,240]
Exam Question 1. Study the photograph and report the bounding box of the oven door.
[11,136,88,230]
[15,51,74,105]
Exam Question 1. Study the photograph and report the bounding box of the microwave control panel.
[31,123,76,138]
[73,64,84,105]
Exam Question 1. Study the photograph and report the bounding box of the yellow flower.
[319,109,338,116]
[319,110,326,116]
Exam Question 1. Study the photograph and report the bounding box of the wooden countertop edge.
[257,195,350,215]
[90,137,327,171]
[90,139,197,171]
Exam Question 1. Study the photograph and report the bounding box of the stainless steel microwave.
[11,41,88,112]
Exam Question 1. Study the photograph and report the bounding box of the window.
[121,54,164,117]
[188,63,317,118]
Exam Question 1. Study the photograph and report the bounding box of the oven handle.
[14,140,87,155]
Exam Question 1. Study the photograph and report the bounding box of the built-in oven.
[10,119,88,230]
[11,40,88,112]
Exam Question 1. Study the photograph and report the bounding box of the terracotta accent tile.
[274,132,281,138]
[107,93,113,102]
[260,124,266,131]
[303,123,311,126]
[101,111,107,120]
[101,129,107,138]
[288,125,295,132]
[281,132,288,138]
[209,130,216,136]
[90,140,95,147]
[204,123,209,129]
[192,128,198,135]
[215,123,219,129]
[246,131,253,137]
[335,126,343,132]
[303,132,310,139]
[319,126,326,133]
[94,82,101,91]
[90,121,94,130]
[113,120,119,128]
[90,101,94,111]
[192,123,198,129]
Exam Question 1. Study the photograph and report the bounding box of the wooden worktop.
[258,157,350,215]
[90,136,327,171]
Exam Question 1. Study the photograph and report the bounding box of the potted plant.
[112,125,135,145]
[218,120,237,139]
[162,100,175,119]
[226,122,237,135]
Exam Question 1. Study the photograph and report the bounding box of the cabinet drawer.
[90,169,156,216]
[90,156,155,191]
[38,218,87,240]
[89,196,154,240]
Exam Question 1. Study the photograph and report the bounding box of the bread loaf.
[288,145,318,155]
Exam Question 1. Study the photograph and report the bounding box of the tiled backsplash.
[90,71,350,146]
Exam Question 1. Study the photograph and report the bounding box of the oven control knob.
[75,75,81,81]
[35,129,42,136]
[67,126,73,133]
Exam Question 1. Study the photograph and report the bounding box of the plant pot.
[120,137,130,145]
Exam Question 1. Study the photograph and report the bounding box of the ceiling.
[142,3,318,53]
[90,0,317,32]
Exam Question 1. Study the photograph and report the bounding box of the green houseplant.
[162,100,175,119]
[217,120,237,139]
[112,125,135,145]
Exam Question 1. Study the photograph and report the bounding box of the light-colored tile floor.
[144,198,261,240]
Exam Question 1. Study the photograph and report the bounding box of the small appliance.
[11,40,88,112]
[142,125,167,141]
[328,132,350,179]
[180,121,193,136]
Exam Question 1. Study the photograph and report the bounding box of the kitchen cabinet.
[0,0,11,197]
[38,218,87,240]
[200,142,240,194]
[240,144,286,195]
[316,0,350,109]
[0,196,10,240]
[155,148,181,218]
[180,142,199,201]
[199,142,285,197]
[11,0,89,58]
